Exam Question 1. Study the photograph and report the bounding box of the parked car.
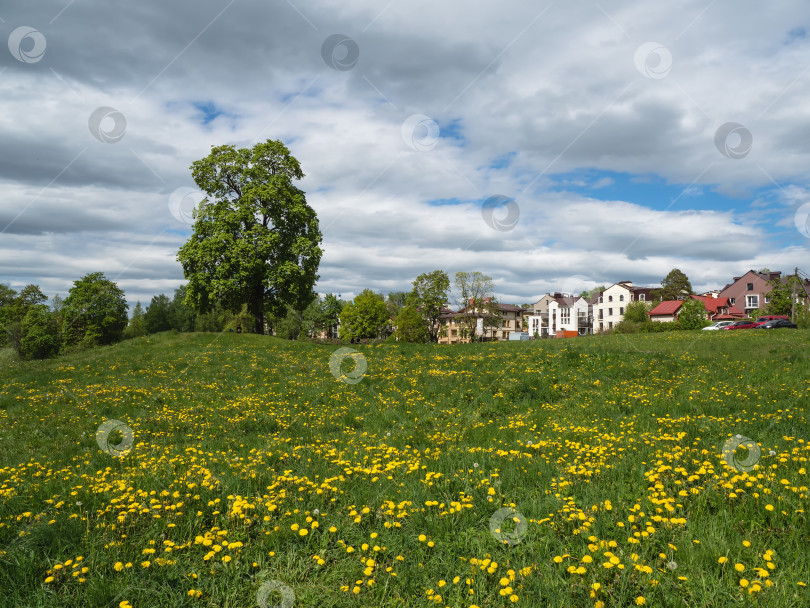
[754,315,790,324]
[722,320,760,330]
[702,321,736,331]
[755,319,798,329]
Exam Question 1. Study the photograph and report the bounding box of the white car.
[702,320,736,331]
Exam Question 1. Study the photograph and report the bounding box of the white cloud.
[2,0,810,307]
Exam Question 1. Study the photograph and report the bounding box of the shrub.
[677,298,710,330]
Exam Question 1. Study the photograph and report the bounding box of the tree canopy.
[766,275,804,316]
[339,290,388,341]
[177,140,323,334]
[454,271,500,341]
[410,270,450,342]
[61,273,128,346]
[655,269,693,301]
[0,284,47,351]
[20,304,60,360]
[393,305,430,342]
[623,300,651,323]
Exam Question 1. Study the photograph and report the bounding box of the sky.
[2,0,810,309]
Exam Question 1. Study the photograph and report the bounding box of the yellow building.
[438,299,524,344]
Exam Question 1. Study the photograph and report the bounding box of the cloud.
[2,0,810,308]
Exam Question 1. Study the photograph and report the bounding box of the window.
[620,307,624,315]
[747,283,754,291]
[608,295,613,302]
[608,308,613,316]
[639,294,645,301]
[608,321,613,329]
[730,297,735,305]
[560,309,571,324]
[619,294,624,301]
[764,296,770,304]
[746,295,758,308]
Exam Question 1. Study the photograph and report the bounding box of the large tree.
[61,273,128,345]
[177,140,323,334]
[410,270,450,342]
[655,269,693,301]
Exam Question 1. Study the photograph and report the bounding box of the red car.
[722,320,760,330]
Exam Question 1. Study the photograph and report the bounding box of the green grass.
[0,330,808,607]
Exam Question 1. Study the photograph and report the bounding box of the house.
[648,295,746,323]
[718,270,781,316]
[438,299,524,344]
[689,295,745,321]
[547,293,591,336]
[592,281,655,332]
[648,300,682,323]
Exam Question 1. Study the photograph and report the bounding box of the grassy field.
[0,330,808,607]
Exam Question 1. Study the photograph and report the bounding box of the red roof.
[649,300,683,316]
[690,295,731,314]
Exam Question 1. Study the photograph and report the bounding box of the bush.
[639,321,679,333]
[20,305,60,360]
[613,320,642,334]
[677,298,710,330]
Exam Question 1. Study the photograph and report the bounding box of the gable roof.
[721,269,782,292]
[649,300,683,316]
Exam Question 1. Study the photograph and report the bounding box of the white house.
[548,294,590,335]
[593,281,655,333]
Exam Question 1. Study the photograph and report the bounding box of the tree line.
[0,273,128,360]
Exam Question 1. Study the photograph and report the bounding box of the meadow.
[0,330,808,607]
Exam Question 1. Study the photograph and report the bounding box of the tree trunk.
[249,288,264,334]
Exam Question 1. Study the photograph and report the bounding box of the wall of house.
[593,284,633,332]
[718,272,773,316]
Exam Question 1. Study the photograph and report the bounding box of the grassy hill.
[0,331,808,607]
